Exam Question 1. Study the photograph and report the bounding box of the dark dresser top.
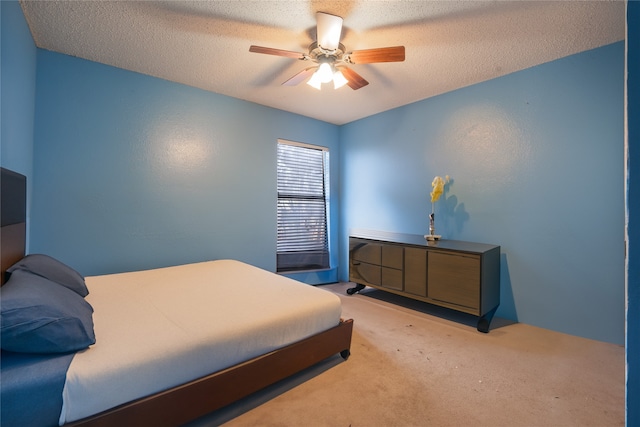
[350,229,499,254]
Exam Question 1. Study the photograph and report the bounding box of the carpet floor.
[188,282,625,427]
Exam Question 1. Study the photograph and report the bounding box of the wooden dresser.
[348,230,500,332]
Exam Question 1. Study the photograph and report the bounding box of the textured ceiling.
[20,1,625,125]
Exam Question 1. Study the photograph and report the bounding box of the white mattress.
[59,259,342,424]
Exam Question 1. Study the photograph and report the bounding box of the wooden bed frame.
[0,167,353,426]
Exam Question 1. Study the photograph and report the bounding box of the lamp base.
[424,234,441,241]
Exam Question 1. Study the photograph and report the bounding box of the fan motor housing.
[309,42,345,63]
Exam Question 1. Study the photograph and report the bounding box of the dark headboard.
[1,167,27,284]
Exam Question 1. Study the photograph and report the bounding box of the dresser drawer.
[381,244,403,269]
[350,239,381,264]
[428,251,480,311]
[381,266,403,290]
[349,261,381,286]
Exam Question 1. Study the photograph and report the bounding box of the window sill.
[277,267,332,275]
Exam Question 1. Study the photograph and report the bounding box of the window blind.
[277,141,329,272]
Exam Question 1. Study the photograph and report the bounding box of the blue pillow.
[0,270,96,354]
[7,254,88,297]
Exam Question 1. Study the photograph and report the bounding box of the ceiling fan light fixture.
[333,69,348,89]
[317,62,334,83]
[307,71,322,90]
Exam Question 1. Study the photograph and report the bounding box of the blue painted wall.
[626,2,639,424]
[339,42,625,345]
[30,50,340,279]
[1,0,36,233]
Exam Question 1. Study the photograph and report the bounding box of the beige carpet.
[188,282,625,427]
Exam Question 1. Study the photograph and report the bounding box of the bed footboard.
[67,318,353,427]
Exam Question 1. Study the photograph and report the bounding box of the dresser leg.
[346,283,365,295]
[477,306,498,333]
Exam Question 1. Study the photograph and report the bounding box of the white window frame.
[276,139,330,272]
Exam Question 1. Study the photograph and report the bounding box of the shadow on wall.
[445,195,470,235]
[437,178,470,237]
[498,253,517,321]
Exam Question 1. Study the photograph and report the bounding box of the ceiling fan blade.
[347,46,405,64]
[249,45,306,60]
[282,67,317,86]
[316,12,343,51]
[340,67,369,90]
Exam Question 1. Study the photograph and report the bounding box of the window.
[277,140,330,272]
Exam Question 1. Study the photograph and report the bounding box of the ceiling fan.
[249,12,405,90]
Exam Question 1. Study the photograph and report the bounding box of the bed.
[0,167,353,427]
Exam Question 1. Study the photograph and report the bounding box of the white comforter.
[59,259,342,424]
